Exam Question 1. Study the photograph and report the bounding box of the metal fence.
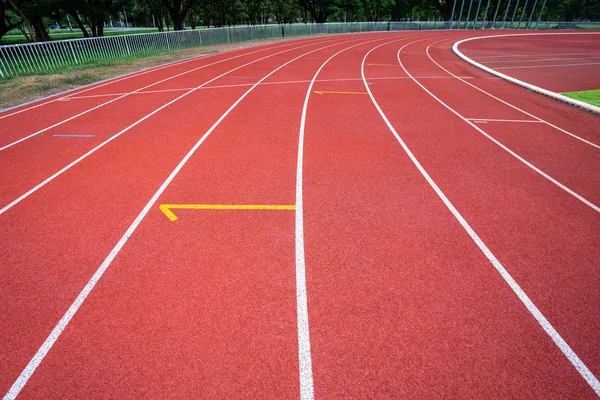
[0,21,597,78]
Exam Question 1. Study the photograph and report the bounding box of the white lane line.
[453,35,600,115]
[408,42,600,213]
[294,35,394,400]
[484,55,600,64]
[65,76,478,100]
[472,52,600,60]
[467,118,543,123]
[0,54,214,120]
[363,40,600,397]
[1,37,366,400]
[495,62,600,70]
[0,35,333,119]
[427,41,600,149]
[0,37,348,215]
[0,38,336,151]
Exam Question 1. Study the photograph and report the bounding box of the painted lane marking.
[313,90,369,95]
[64,76,479,100]
[421,40,600,213]
[452,33,600,115]
[0,35,335,118]
[1,36,373,400]
[0,37,343,216]
[495,62,600,70]
[467,118,543,123]
[484,55,600,64]
[52,134,96,138]
[295,36,405,400]
[430,39,600,149]
[364,39,600,398]
[159,204,295,221]
[0,38,340,152]
[0,53,215,119]
[472,52,600,60]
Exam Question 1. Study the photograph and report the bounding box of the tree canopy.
[1,0,598,43]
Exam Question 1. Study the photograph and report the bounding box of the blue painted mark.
[52,134,96,138]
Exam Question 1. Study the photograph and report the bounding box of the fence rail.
[0,21,597,78]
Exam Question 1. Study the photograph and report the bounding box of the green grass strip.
[562,89,600,107]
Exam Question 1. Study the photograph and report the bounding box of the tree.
[161,0,199,29]
[0,0,22,40]
[297,0,339,22]
[7,0,53,41]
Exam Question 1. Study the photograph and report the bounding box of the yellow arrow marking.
[313,90,369,95]
[159,204,296,221]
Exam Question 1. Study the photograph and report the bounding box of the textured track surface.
[459,33,600,92]
[1,31,599,399]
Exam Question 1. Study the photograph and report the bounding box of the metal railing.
[0,21,597,78]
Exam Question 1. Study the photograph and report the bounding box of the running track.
[0,31,599,399]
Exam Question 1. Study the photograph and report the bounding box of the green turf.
[562,89,600,107]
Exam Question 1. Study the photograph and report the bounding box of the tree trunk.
[7,0,35,41]
[71,13,90,37]
[31,15,50,41]
[171,13,185,30]
[96,19,104,36]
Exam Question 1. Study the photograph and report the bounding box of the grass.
[0,37,283,110]
[1,28,159,45]
[562,89,600,107]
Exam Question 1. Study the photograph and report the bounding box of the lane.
[0,36,332,149]
[430,39,600,146]
[459,34,600,92]
[404,39,600,206]
[0,36,340,213]
[0,35,372,396]
[301,36,597,398]
[376,38,600,380]
[2,35,397,399]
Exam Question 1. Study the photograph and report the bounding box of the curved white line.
[452,33,600,114]
[397,40,600,213]
[0,37,339,151]
[295,34,409,400]
[425,38,600,150]
[0,35,331,119]
[2,36,366,400]
[362,39,600,397]
[0,38,346,215]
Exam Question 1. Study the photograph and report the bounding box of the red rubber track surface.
[459,33,600,92]
[0,31,598,399]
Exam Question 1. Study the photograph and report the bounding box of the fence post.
[525,0,539,29]
[165,33,171,51]
[123,36,132,56]
[534,0,547,29]
[227,27,230,43]
[68,40,79,64]
[198,29,203,46]
[0,51,6,78]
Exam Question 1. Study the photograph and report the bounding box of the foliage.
[0,0,597,43]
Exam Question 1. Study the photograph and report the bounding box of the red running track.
[458,32,600,92]
[0,31,599,399]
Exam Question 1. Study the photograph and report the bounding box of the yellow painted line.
[313,90,369,95]
[159,204,296,221]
